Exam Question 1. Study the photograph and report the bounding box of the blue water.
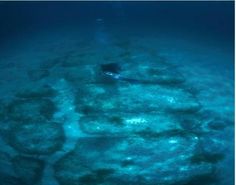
[0,2,234,185]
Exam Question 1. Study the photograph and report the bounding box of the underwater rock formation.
[12,155,45,185]
[0,173,22,185]
[57,46,229,185]
[27,69,50,81]
[6,98,56,122]
[0,87,65,155]
[14,85,57,99]
[54,135,213,185]
[79,113,179,135]
[0,33,232,185]
[9,121,65,155]
[75,83,201,115]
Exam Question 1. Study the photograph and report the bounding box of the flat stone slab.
[79,113,180,135]
[8,122,65,155]
[54,134,213,185]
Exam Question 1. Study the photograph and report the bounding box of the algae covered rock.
[119,60,185,86]
[0,85,62,151]
[79,113,179,135]
[9,121,65,155]
[157,88,201,114]
[75,84,162,114]
[6,85,57,123]
[0,152,15,177]
[27,69,50,81]
[12,155,45,185]
[0,152,22,185]
[54,134,212,185]
[0,173,22,185]
[54,137,119,185]
[14,85,57,99]
[76,83,201,116]
[6,98,56,122]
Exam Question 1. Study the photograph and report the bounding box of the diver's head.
[101,63,121,74]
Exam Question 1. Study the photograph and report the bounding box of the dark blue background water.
[0,2,234,43]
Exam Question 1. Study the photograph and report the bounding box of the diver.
[100,62,184,85]
[101,63,122,79]
[100,63,140,84]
